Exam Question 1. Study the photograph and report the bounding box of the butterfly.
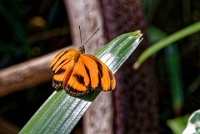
[50,28,116,96]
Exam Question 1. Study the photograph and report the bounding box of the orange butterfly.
[50,29,116,96]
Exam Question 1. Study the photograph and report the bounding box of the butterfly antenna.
[82,28,100,46]
[79,26,83,46]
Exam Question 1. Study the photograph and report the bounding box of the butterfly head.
[79,46,85,54]
[78,26,99,54]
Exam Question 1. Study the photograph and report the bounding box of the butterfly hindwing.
[66,54,116,96]
[82,54,116,91]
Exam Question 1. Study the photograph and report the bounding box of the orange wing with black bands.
[50,48,116,96]
[50,49,76,89]
[66,54,116,96]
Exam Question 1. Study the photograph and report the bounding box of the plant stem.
[134,21,200,69]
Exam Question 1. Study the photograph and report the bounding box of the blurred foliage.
[0,0,200,133]
[167,114,189,134]
[142,0,200,133]
[0,0,71,68]
[147,25,185,115]
[0,0,71,128]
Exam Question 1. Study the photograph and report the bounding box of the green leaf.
[165,44,184,113]
[167,114,189,134]
[183,110,200,134]
[19,30,142,134]
[147,26,184,113]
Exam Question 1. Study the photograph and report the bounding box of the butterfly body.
[50,46,116,96]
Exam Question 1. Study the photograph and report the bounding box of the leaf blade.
[20,30,142,134]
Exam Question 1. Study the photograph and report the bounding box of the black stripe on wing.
[73,74,85,85]
[66,85,90,96]
[85,66,92,88]
[54,68,66,75]
[50,50,69,69]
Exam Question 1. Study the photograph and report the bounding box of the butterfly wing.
[66,54,116,96]
[50,49,76,89]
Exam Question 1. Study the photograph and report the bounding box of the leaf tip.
[133,62,140,70]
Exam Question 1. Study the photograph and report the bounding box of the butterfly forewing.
[50,49,76,89]
[50,49,76,72]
